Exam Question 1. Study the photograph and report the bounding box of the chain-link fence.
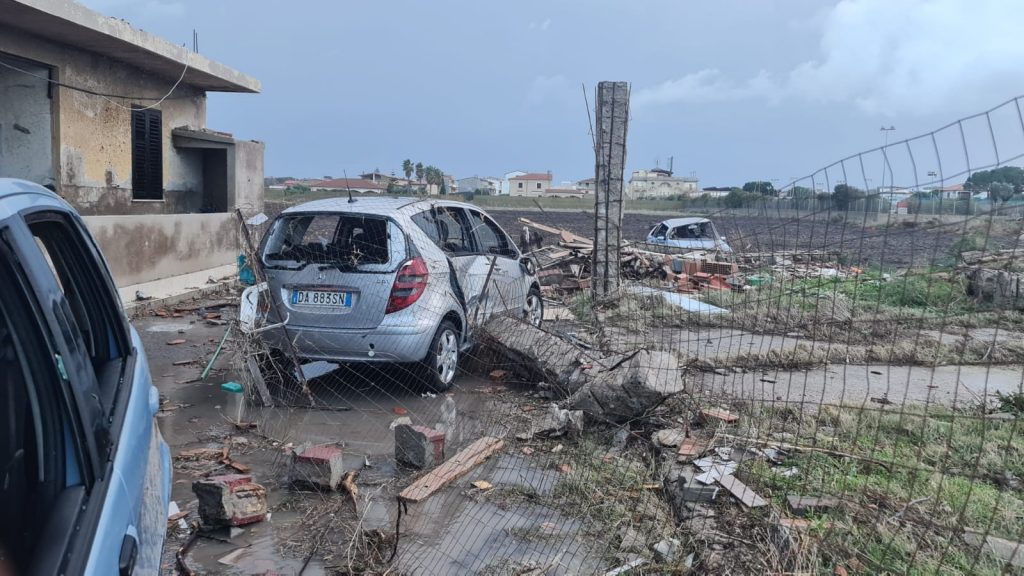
[163,96,1024,575]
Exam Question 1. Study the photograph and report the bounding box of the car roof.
[0,178,72,220]
[281,196,481,216]
[659,217,711,228]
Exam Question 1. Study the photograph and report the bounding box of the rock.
[787,495,840,517]
[713,368,729,376]
[652,538,680,562]
[698,408,739,424]
[192,474,267,527]
[395,424,445,469]
[963,531,1024,567]
[985,412,1016,421]
[612,427,631,449]
[653,429,686,448]
[389,416,412,430]
[618,526,644,553]
[288,443,345,490]
[533,403,584,438]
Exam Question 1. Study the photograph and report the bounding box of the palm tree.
[402,159,413,181]
[415,162,424,183]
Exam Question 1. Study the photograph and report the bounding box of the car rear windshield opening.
[263,213,395,270]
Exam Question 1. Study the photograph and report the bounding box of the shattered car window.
[263,213,395,270]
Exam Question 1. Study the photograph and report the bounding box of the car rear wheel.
[421,320,459,392]
[525,286,544,327]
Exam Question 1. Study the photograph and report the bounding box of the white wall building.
[501,170,526,195]
[627,168,699,199]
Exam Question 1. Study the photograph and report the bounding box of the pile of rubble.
[519,218,743,295]
[520,218,862,301]
[959,248,1024,309]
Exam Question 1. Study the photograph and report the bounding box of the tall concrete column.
[592,81,630,298]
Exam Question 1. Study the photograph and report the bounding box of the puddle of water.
[145,322,193,332]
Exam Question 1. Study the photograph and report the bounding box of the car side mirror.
[519,256,536,275]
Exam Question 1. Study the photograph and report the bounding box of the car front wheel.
[422,320,459,392]
[524,286,544,327]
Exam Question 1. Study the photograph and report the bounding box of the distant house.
[576,177,595,192]
[501,170,527,195]
[359,171,404,185]
[628,168,699,199]
[443,174,458,194]
[310,178,386,193]
[458,176,498,195]
[509,172,553,197]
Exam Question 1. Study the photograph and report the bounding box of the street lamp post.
[880,126,896,214]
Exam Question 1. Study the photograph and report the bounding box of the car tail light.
[386,257,429,313]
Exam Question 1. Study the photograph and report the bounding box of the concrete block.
[395,424,445,469]
[786,495,840,517]
[289,444,344,490]
[192,474,267,527]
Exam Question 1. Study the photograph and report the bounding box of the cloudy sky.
[80,0,1024,187]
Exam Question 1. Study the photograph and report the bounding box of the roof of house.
[510,172,553,181]
[313,178,386,190]
[0,0,259,92]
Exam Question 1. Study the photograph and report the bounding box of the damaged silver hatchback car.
[246,197,543,391]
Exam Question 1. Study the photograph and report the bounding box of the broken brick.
[192,474,267,527]
[677,438,704,459]
[395,424,445,469]
[787,495,840,517]
[288,443,345,490]
[489,369,508,381]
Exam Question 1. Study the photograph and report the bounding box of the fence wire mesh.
[169,96,1024,575]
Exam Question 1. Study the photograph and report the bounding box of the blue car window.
[26,214,127,415]
[0,231,74,574]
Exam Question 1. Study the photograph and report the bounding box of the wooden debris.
[166,339,187,346]
[172,359,193,366]
[699,408,739,424]
[718,474,767,508]
[787,494,840,517]
[399,437,504,502]
[177,447,223,459]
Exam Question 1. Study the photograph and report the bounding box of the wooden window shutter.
[131,107,163,199]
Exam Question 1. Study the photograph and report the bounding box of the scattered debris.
[677,438,705,459]
[399,436,504,503]
[489,369,509,381]
[718,474,767,508]
[166,338,187,345]
[192,474,268,527]
[471,480,494,490]
[652,537,681,562]
[653,428,687,447]
[962,530,1024,568]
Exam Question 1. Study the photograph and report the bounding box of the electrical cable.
[0,47,191,108]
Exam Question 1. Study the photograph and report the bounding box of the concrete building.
[0,0,263,292]
[501,170,526,195]
[509,172,552,197]
[457,176,498,195]
[627,168,699,199]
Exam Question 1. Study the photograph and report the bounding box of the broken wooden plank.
[718,474,767,508]
[699,408,739,424]
[399,437,504,503]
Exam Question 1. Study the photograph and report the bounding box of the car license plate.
[291,290,352,308]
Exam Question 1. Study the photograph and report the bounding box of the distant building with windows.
[501,170,527,195]
[457,176,499,195]
[627,168,699,199]
[509,172,553,197]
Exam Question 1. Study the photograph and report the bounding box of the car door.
[464,208,527,319]
[429,206,494,324]
[12,207,163,575]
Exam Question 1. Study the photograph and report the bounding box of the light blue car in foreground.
[0,179,170,575]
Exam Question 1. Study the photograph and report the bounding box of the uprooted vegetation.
[728,402,1024,574]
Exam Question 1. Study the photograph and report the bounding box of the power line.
[0,49,191,108]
